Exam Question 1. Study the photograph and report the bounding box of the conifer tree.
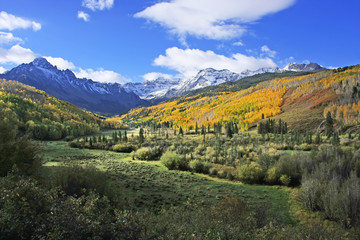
[325,112,334,138]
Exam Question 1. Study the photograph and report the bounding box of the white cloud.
[0,66,7,74]
[0,11,41,31]
[44,56,76,70]
[233,41,244,46]
[143,72,173,81]
[75,68,129,84]
[82,0,114,11]
[261,45,277,58]
[154,47,277,77]
[77,11,90,22]
[0,32,23,45]
[135,0,295,41]
[0,44,38,65]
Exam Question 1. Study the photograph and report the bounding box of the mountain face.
[0,58,145,115]
[283,62,325,72]
[124,67,280,100]
[124,77,180,100]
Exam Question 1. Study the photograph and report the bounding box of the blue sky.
[0,0,359,83]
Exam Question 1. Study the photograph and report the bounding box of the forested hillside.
[0,79,124,140]
[119,66,360,131]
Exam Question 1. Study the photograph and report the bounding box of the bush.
[0,175,143,240]
[265,167,279,184]
[160,151,188,171]
[113,143,136,153]
[134,147,162,161]
[48,165,113,199]
[279,174,291,186]
[209,167,218,176]
[189,160,210,173]
[238,162,264,184]
[274,155,301,186]
[0,116,41,177]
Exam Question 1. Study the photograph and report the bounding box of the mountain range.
[0,58,325,115]
[124,63,324,100]
[0,58,145,116]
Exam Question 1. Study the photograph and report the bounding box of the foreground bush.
[47,164,114,199]
[0,174,142,240]
[300,147,360,227]
[0,114,41,177]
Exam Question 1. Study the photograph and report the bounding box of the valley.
[1,64,360,239]
[1,1,358,239]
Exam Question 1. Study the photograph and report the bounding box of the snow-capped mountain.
[126,67,280,100]
[283,62,325,72]
[0,58,146,115]
[124,77,181,100]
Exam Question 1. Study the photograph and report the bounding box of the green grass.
[41,140,295,225]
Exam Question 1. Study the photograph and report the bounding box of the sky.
[0,0,359,83]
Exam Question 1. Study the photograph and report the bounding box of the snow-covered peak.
[283,62,325,72]
[32,57,56,70]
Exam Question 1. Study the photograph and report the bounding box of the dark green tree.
[139,128,145,143]
[325,112,334,139]
[179,127,184,136]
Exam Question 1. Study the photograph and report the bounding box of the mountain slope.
[0,58,146,115]
[0,78,123,140]
[118,66,360,131]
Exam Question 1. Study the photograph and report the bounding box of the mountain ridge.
[0,58,146,116]
[123,63,325,100]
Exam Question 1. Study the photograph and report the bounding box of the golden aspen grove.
[118,65,360,131]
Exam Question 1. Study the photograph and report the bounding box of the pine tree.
[325,112,334,138]
[315,133,321,144]
[119,131,122,142]
[226,122,233,138]
[113,131,118,142]
[195,122,199,135]
[89,138,93,148]
[139,127,145,143]
[201,125,206,135]
[179,127,184,136]
[124,131,128,142]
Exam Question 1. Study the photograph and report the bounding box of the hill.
[0,78,124,140]
[119,66,360,131]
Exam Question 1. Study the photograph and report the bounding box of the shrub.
[160,151,188,171]
[134,147,162,161]
[265,167,279,184]
[48,165,113,198]
[189,160,207,173]
[279,174,291,186]
[0,116,41,176]
[274,155,301,186]
[113,144,136,153]
[209,167,218,176]
[238,162,264,184]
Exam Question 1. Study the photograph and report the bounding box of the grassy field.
[41,140,295,225]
